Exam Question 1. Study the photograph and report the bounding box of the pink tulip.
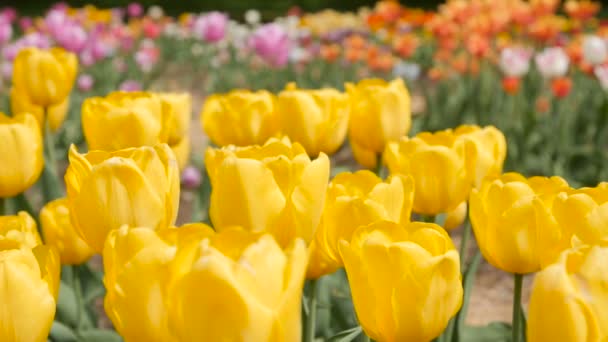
[0,7,17,23]
[249,23,290,67]
[499,47,532,77]
[0,22,12,44]
[193,12,228,43]
[119,80,142,91]
[77,74,94,92]
[127,3,143,17]
[55,24,88,53]
[181,166,202,189]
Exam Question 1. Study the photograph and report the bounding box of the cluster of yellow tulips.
[1,45,607,342]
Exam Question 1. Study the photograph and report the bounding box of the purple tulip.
[181,166,202,189]
[55,24,88,53]
[119,80,142,92]
[127,3,143,17]
[77,74,94,92]
[193,12,228,43]
[45,9,68,36]
[249,23,291,67]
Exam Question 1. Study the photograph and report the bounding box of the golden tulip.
[64,144,180,252]
[0,211,41,250]
[0,246,59,342]
[339,220,462,342]
[201,89,280,147]
[103,224,214,342]
[159,93,191,146]
[443,202,468,231]
[169,230,308,341]
[346,78,411,168]
[276,83,349,156]
[82,91,167,151]
[12,47,77,107]
[11,87,70,132]
[170,135,190,171]
[205,137,330,247]
[384,129,476,215]
[552,182,608,247]
[0,113,44,198]
[454,125,507,187]
[469,173,569,274]
[40,198,94,265]
[307,171,414,278]
[528,244,608,341]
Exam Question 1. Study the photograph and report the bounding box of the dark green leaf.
[78,264,105,304]
[454,252,482,342]
[461,322,512,342]
[56,281,79,328]
[326,326,362,342]
[78,329,123,342]
[49,321,78,342]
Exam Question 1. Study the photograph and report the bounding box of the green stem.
[41,115,63,202]
[0,197,5,215]
[362,334,371,342]
[304,279,318,342]
[512,274,524,342]
[374,154,383,178]
[459,221,471,271]
[73,265,83,329]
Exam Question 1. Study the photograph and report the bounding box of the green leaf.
[78,329,123,342]
[454,252,482,342]
[461,322,512,342]
[78,264,105,304]
[326,326,362,342]
[56,281,79,328]
[49,321,78,342]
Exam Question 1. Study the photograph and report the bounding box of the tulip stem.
[0,198,5,215]
[304,279,318,342]
[459,220,471,271]
[374,155,384,179]
[41,116,63,202]
[512,273,524,342]
[362,334,371,342]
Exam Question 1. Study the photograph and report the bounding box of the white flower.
[535,47,570,78]
[594,65,608,90]
[499,47,532,77]
[245,9,261,25]
[393,61,421,81]
[147,6,164,20]
[583,35,607,65]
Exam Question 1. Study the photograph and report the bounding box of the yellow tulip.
[346,78,411,168]
[103,224,214,342]
[0,211,41,250]
[276,83,349,156]
[170,135,190,171]
[201,89,280,147]
[12,47,77,107]
[339,221,462,342]
[205,137,330,247]
[11,87,70,132]
[469,173,569,274]
[64,144,180,252]
[384,129,476,215]
[552,182,608,246]
[0,246,59,342]
[82,91,166,151]
[528,244,608,342]
[454,125,507,188]
[158,93,191,146]
[443,202,468,231]
[169,230,308,342]
[307,171,414,278]
[0,113,44,198]
[40,198,94,265]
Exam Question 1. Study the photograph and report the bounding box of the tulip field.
[2,0,608,341]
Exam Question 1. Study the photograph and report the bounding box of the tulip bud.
[339,221,462,342]
[308,171,414,278]
[528,244,608,341]
[347,78,411,169]
[0,112,44,198]
[0,211,41,250]
[65,144,180,252]
[470,173,570,273]
[205,137,329,247]
[40,198,94,265]
[384,128,476,215]
[169,230,308,341]
[0,246,59,342]
[454,125,507,188]
[12,47,77,107]
[276,83,350,156]
[201,89,280,147]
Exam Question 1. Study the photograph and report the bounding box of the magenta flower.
[127,3,143,17]
[249,23,290,67]
[55,24,88,53]
[193,12,228,43]
[0,7,17,24]
[0,22,12,44]
[181,166,202,189]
